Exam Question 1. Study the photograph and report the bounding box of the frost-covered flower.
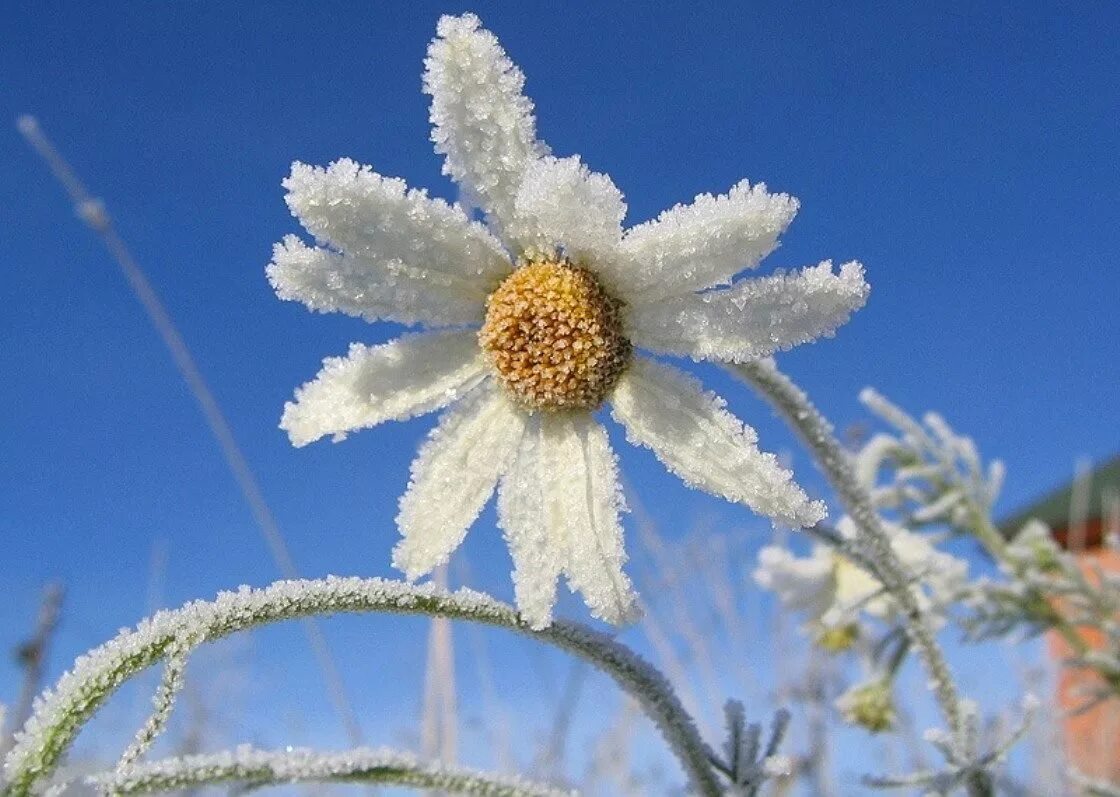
[268,13,870,629]
[754,518,967,642]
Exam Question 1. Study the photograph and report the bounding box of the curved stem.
[89,746,572,796]
[731,361,981,790]
[1,577,720,797]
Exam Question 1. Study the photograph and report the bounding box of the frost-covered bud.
[836,679,895,733]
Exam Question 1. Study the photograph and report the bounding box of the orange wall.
[1047,546,1120,782]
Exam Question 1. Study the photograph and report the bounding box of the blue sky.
[2,0,1118,787]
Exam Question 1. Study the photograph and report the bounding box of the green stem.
[1,578,721,797]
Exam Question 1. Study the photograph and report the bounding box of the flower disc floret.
[479,258,631,411]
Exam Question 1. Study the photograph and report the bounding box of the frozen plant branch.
[730,360,991,795]
[1,577,721,797]
[88,746,573,796]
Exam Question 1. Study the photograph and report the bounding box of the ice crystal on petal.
[282,159,512,286]
[268,235,486,326]
[619,180,799,303]
[497,414,636,628]
[394,385,525,579]
[281,331,490,447]
[611,357,824,527]
[497,421,562,629]
[627,260,869,363]
[424,13,548,241]
[508,156,626,268]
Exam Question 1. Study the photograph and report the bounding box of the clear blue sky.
[2,0,1118,785]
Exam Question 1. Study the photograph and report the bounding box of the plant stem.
[731,361,988,795]
[89,746,572,796]
[1,577,721,797]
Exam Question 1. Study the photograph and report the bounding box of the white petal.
[610,357,824,527]
[546,414,637,625]
[393,385,525,579]
[627,261,869,363]
[496,415,562,629]
[267,235,485,326]
[619,180,799,303]
[753,545,835,618]
[508,156,626,267]
[497,414,637,628]
[424,13,547,241]
[280,331,489,447]
[283,159,511,286]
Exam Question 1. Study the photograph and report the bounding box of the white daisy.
[753,518,968,644]
[268,13,870,629]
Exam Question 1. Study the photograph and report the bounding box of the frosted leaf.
[626,261,869,363]
[280,331,490,447]
[619,180,799,303]
[508,156,626,269]
[267,235,485,326]
[610,357,824,527]
[424,13,548,242]
[394,385,525,579]
[282,159,512,286]
[498,414,637,627]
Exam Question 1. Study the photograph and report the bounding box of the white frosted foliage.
[627,261,870,362]
[508,156,626,266]
[283,159,512,287]
[281,331,490,447]
[498,415,637,628]
[394,385,525,579]
[620,180,799,303]
[424,13,547,240]
[267,235,485,326]
[610,357,824,527]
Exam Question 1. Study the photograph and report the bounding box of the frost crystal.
[269,12,867,627]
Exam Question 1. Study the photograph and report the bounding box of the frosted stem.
[1,577,720,797]
[89,746,573,796]
[117,649,190,769]
[731,361,988,796]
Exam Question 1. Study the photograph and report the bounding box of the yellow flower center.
[479,258,630,412]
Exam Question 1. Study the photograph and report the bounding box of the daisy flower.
[268,13,870,628]
[753,518,968,646]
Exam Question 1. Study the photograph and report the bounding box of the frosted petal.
[497,415,561,629]
[267,235,485,326]
[280,331,489,447]
[627,261,869,363]
[619,180,798,303]
[282,159,511,286]
[497,415,637,628]
[545,414,636,625]
[424,13,547,241]
[393,385,525,579]
[508,156,626,268]
[610,357,824,527]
